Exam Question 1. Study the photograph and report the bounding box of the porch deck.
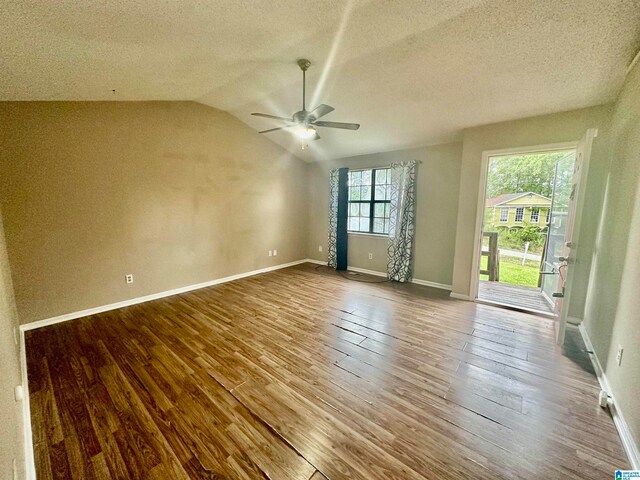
[478,280,555,314]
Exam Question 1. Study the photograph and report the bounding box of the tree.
[486,151,570,198]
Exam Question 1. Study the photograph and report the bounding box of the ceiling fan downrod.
[297,58,311,112]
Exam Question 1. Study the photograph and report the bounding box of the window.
[348,168,391,234]
[515,207,524,222]
[530,207,540,223]
[499,208,509,222]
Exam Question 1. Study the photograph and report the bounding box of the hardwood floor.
[26,263,628,479]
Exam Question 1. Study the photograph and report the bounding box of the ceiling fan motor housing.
[293,110,312,124]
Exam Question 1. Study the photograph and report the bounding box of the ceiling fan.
[251,58,360,143]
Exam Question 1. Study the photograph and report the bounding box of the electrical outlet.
[616,345,623,366]
[318,245,323,252]
[273,249,277,256]
[125,274,133,284]
[368,253,373,260]
[268,250,272,257]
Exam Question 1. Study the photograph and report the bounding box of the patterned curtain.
[327,169,339,268]
[387,160,418,282]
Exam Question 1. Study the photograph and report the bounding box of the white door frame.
[470,141,579,307]
[555,129,598,345]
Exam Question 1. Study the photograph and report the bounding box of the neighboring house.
[485,192,551,229]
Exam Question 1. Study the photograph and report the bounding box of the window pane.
[375,169,387,185]
[373,218,385,233]
[515,207,524,222]
[361,186,371,200]
[350,187,361,201]
[349,218,359,230]
[360,203,370,218]
[350,171,362,186]
[349,203,359,216]
[359,218,370,231]
[373,186,390,201]
[374,203,385,217]
[385,203,390,218]
[362,170,372,186]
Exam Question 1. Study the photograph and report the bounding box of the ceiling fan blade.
[313,121,360,130]
[259,126,291,134]
[310,104,335,120]
[251,113,292,122]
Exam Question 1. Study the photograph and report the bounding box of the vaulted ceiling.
[2,0,639,161]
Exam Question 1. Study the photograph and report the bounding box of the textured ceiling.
[2,0,639,161]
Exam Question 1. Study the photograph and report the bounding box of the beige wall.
[583,60,640,450]
[0,102,309,324]
[450,104,614,319]
[0,208,24,479]
[307,143,462,286]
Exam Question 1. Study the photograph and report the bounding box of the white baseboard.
[17,256,452,477]
[21,259,310,332]
[567,315,582,326]
[450,292,472,301]
[578,323,640,469]
[19,329,35,480]
[304,259,452,290]
[306,258,325,265]
[411,278,452,291]
[346,266,387,278]
[20,255,451,333]
[18,258,315,478]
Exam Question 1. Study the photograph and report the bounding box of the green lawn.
[480,255,540,287]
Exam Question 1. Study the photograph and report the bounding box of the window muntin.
[530,207,540,223]
[499,208,509,222]
[515,207,524,222]
[348,168,391,234]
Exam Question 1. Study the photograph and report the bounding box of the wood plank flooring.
[26,263,629,479]
[478,280,554,314]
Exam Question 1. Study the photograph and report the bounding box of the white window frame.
[499,208,509,222]
[515,207,524,223]
[530,207,540,223]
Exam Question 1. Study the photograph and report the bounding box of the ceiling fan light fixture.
[294,126,316,139]
[252,59,360,143]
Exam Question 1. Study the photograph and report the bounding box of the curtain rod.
[346,160,422,172]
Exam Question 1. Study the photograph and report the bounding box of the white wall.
[582,59,640,456]
[307,143,462,286]
[450,104,614,314]
[0,207,25,479]
[0,102,309,324]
